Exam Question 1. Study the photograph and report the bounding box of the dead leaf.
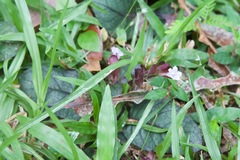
[113,91,148,105]
[178,0,191,15]
[64,94,93,117]
[185,72,240,92]
[208,56,230,76]
[82,25,103,71]
[200,23,235,46]
[196,23,217,53]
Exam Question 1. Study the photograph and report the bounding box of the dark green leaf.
[122,100,202,152]
[0,21,22,61]
[55,108,80,120]
[91,0,138,35]
[19,66,77,107]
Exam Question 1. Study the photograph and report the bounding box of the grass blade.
[0,59,131,154]
[188,70,221,159]
[44,103,79,160]
[118,100,155,158]
[171,101,180,159]
[96,85,116,160]
[0,122,24,160]
[14,0,43,103]
[17,116,90,160]
[138,0,165,39]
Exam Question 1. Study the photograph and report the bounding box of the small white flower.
[111,46,124,59]
[141,8,147,13]
[166,66,182,81]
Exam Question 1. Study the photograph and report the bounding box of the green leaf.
[149,76,170,88]
[96,85,116,160]
[122,99,202,152]
[144,88,168,100]
[63,122,97,134]
[170,85,189,101]
[165,48,209,68]
[207,107,240,123]
[19,66,77,107]
[212,52,234,65]
[77,30,101,52]
[17,116,90,160]
[92,0,138,35]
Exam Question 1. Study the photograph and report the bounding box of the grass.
[0,0,240,159]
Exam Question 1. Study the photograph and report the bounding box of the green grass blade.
[188,70,221,159]
[171,101,180,159]
[14,0,43,103]
[156,96,198,159]
[118,100,155,158]
[48,0,91,29]
[0,59,131,154]
[44,103,79,160]
[96,85,116,160]
[0,122,24,160]
[20,143,44,160]
[17,116,90,160]
[138,0,165,39]
[0,140,18,160]
[42,0,69,102]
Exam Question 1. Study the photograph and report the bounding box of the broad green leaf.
[144,88,168,100]
[149,76,170,88]
[207,107,240,123]
[122,99,202,152]
[17,116,90,160]
[0,21,22,61]
[212,52,234,65]
[55,108,80,120]
[96,85,116,160]
[77,30,101,52]
[164,48,209,68]
[19,66,77,107]
[170,85,189,102]
[92,0,138,35]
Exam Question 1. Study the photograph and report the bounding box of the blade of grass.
[14,0,43,104]
[118,100,155,159]
[0,59,131,154]
[125,20,146,80]
[0,122,24,160]
[20,143,44,160]
[171,101,180,159]
[43,103,79,160]
[17,116,90,160]
[156,95,199,159]
[138,0,165,39]
[96,85,116,160]
[238,119,240,160]
[41,0,69,104]
[0,140,18,160]
[48,0,91,29]
[188,70,221,159]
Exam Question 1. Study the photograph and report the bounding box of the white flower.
[111,46,124,59]
[166,66,182,81]
[141,8,147,13]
